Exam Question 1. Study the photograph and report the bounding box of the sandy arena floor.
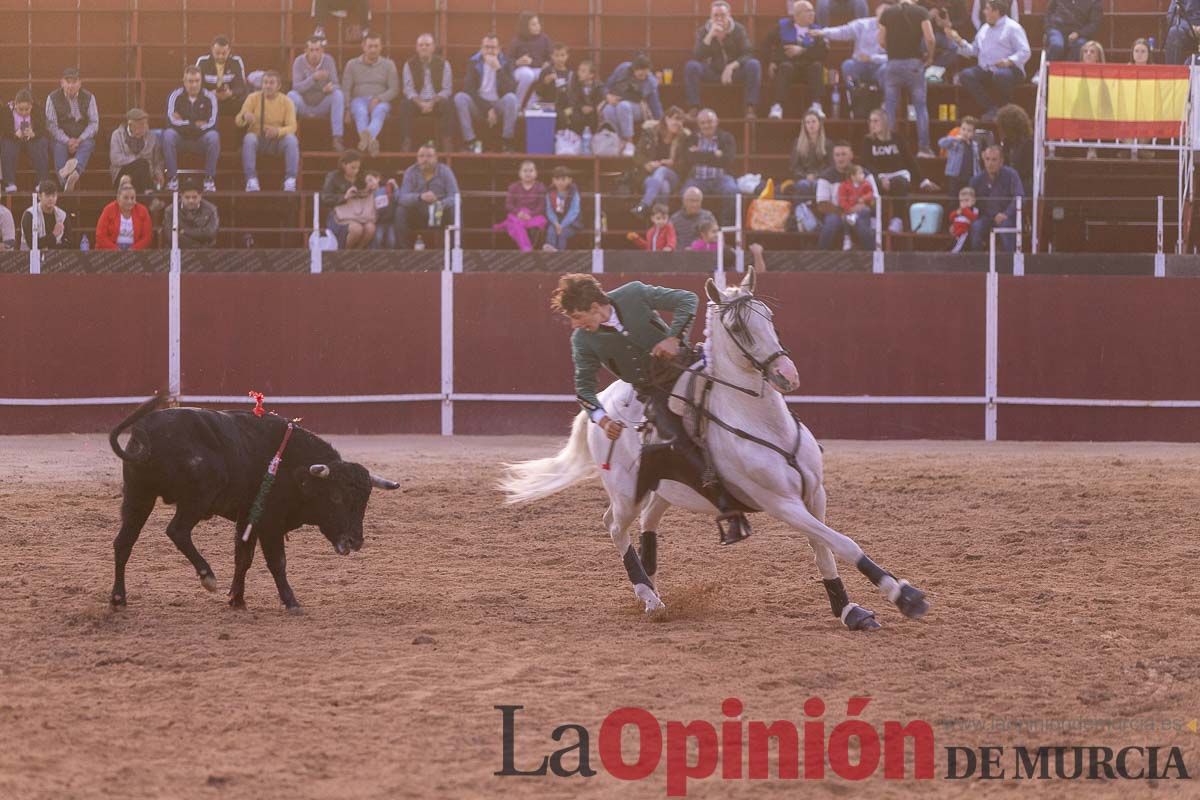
[1,434,1198,799]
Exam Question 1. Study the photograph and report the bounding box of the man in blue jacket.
[1167,0,1200,64]
[453,33,520,153]
[684,1,762,118]
[968,145,1024,252]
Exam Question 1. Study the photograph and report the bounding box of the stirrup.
[716,512,751,546]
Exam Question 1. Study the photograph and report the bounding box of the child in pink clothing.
[493,160,547,251]
[688,219,720,252]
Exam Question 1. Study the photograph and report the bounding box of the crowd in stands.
[0,0,1184,256]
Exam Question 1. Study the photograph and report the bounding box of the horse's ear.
[740,266,756,293]
[705,278,723,305]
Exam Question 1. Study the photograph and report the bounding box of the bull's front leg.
[228,521,256,609]
[259,531,301,613]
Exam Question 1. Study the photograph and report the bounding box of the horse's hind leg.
[637,492,671,583]
[806,486,879,631]
[770,495,929,621]
[603,500,664,613]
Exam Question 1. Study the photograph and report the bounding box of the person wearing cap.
[392,142,458,249]
[1,88,51,194]
[20,180,70,250]
[45,67,99,193]
[236,70,299,192]
[162,182,219,249]
[109,108,164,197]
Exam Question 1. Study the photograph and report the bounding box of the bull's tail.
[499,411,597,504]
[109,393,166,462]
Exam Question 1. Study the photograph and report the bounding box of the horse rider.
[550,273,752,545]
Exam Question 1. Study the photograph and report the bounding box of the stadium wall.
[2,270,1199,440]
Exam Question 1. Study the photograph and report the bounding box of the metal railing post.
[873,194,884,273]
[734,191,744,271]
[592,191,604,273]
[1013,195,1024,276]
[309,191,322,274]
[170,189,181,274]
[1156,195,1166,277]
[29,191,40,275]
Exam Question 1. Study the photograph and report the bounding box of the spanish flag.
[1046,63,1189,140]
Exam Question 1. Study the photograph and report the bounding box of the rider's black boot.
[635,440,752,546]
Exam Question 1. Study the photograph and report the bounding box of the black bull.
[108,395,399,611]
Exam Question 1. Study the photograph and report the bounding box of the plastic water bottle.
[414,235,426,251]
[79,233,89,251]
[831,85,841,118]
[582,126,592,155]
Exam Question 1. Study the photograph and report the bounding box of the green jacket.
[571,281,699,416]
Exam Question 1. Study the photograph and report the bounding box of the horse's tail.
[499,411,597,504]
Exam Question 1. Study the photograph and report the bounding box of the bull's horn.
[309,464,332,478]
[370,473,400,490]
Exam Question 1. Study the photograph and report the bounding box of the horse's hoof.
[895,581,929,620]
[634,583,665,613]
[200,573,218,593]
[842,603,881,631]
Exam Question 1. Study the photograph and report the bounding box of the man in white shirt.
[948,0,1030,121]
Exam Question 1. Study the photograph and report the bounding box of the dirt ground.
[1,433,1198,800]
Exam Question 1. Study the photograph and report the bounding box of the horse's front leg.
[637,492,671,584]
[603,502,664,613]
[808,485,880,631]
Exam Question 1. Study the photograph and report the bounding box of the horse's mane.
[712,291,778,348]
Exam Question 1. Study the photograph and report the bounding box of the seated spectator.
[0,202,14,249]
[630,106,687,218]
[1131,37,1151,66]
[679,109,739,224]
[163,67,219,192]
[765,0,828,120]
[627,203,677,250]
[544,166,581,251]
[323,151,375,249]
[393,143,459,249]
[343,32,399,156]
[236,70,299,192]
[20,180,69,250]
[108,108,163,198]
[787,109,831,202]
[813,0,869,27]
[949,185,978,252]
[689,218,721,251]
[493,160,547,252]
[163,182,219,248]
[400,33,454,152]
[814,140,878,250]
[861,107,937,231]
[602,56,664,157]
[312,0,370,42]
[508,12,553,110]
[836,165,875,248]
[1167,3,1200,65]
[995,103,1032,193]
[812,1,889,113]
[948,0,1030,122]
[968,144,1022,251]
[365,170,396,249]
[454,33,519,153]
[1044,0,1102,63]
[197,36,249,117]
[96,181,153,251]
[530,42,572,112]
[564,59,603,134]
[1,88,50,193]
[684,1,762,119]
[290,35,346,152]
[927,5,963,75]
[671,186,717,250]
[939,114,988,196]
[46,68,99,193]
[879,0,935,156]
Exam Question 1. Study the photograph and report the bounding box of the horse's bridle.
[717,295,790,381]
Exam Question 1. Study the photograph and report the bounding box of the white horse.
[500,269,928,631]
